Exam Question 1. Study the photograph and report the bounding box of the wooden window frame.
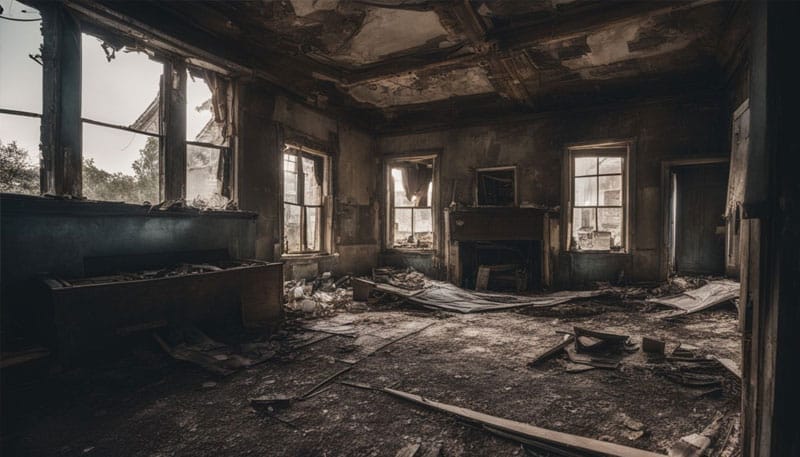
[282,144,329,255]
[385,155,437,251]
[566,142,630,253]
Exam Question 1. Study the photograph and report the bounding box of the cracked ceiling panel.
[329,8,459,65]
[345,66,495,108]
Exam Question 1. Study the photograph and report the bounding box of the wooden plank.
[529,334,574,368]
[382,387,666,457]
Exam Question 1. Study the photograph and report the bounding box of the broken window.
[388,158,434,249]
[476,167,516,206]
[569,144,628,252]
[283,145,328,254]
[0,3,42,195]
[186,70,231,209]
[81,34,162,203]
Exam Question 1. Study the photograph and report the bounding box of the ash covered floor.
[8,295,740,456]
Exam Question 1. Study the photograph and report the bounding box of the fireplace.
[445,208,551,291]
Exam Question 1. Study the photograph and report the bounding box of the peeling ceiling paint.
[332,8,452,64]
[347,66,494,108]
[289,0,339,18]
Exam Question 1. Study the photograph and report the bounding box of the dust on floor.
[7,298,740,457]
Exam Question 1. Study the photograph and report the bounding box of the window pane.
[284,204,302,253]
[391,168,415,206]
[82,34,162,131]
[598,175,622,206]
[0,4,42,113]
[306,207,322,251]
[0,114,40,195]
[574,157,597,176]
[283,153,298,203]
[598,157,622,174]
[303,156,323,205]
[574,176,597,206]
[82,123,159,203]
[393,208,413,246]
[599,208,623,249]
[186,72,227,145]
[187,145,229,209]
[413,208,433,248]
[572,207,596,250]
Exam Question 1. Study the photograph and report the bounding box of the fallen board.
[382,387,666,457]
[646,280,739,315]
[406,281,611,313]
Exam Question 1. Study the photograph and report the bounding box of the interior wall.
[237,83,380,280]
[378,94,727,287]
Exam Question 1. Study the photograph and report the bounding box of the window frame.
[565,141,631,253]
[384,154,437,252]
[281,144,330,255]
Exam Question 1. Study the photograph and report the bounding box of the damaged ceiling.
[68,0,741,128]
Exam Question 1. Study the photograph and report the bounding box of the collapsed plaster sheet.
[554,16,697,79]
[336,8,450,64]
[646,279,739,314]
[407,281,611,313]
[347,67,494,108]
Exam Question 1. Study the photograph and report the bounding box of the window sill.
[280,253,338,261]
[566,250,630,255]
[383,248,436,255]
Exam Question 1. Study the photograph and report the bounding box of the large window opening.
[0,3,42,195]
[283,145,328,254]
[388,157,434,250]
[81,33,162,204]
[186,70,231,209]
[568,143,628,252]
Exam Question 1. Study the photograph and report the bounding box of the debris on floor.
[406,281,613,313]
[154,324,276,376]
[284,273,354,316]
[358,385,667,457]
[373,267,426,290]
[646,279,739,315]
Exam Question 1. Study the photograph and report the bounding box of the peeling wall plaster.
[334,8,451,64]
[347,66,495,108]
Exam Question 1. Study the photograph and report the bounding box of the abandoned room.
[1,0,798,456]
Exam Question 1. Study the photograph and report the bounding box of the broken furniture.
[39,251,283,363]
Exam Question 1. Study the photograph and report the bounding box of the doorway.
[668,162,729,275]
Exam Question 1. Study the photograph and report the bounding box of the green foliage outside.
[0,137,160,204]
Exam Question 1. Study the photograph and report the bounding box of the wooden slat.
[382,387,666,457]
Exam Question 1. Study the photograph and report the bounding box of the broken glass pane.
[306,206,322,251]
[414,208,433,248]
[574,176,597,206]
[303,156,323,205]
[572,207,596,250]
[186,72,227,145]
[598,175,622,206]
[283,153,298,204]
[187,144,229,209]
[82,123,159,203]
[0,114,40,195]
[284,204,302,253]
[393,208,413,246]
[599,207,623,248]
[82,34,162,131]
[598,157,622,175]
[574,157,597,176]
[0,4,42,114]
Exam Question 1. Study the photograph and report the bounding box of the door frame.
[659,157,729,279]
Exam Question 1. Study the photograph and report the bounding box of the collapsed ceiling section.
[73,0,740,127]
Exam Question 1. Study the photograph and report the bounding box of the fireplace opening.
[459,240,541,292]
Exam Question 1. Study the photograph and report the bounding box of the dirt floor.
[5,295,741,456]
